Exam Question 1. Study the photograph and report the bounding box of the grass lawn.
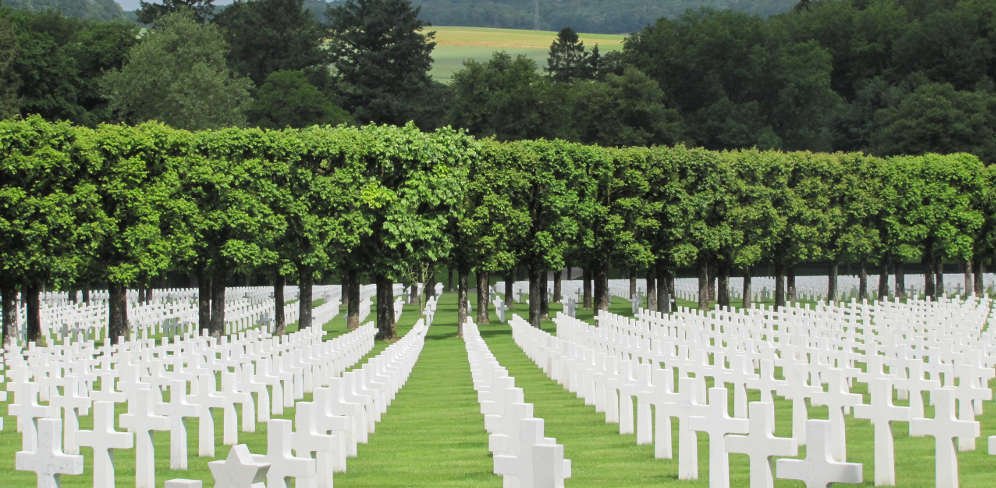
[2,291,994,486]
[429,26,625,83]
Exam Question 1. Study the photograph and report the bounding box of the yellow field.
[428,26,626,83]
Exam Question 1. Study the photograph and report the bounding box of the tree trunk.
[341,270,351,311]
[708,262,717,303]
[646,269,657,311]
[787,266,797,302]
[24,282,41,343]
[697,258,709,309]
[198,268,211,334]
[138,287,146,304]
[2,283,16,347]
[964,260,974,297]
[858,263,868,301]
[426,268,437,298]
[145,287,153,303]
[582,267,593,308]
[878,259,889,300]
[717,260,730,308]
[504,271,514,304]
[476,271,489,324]
[595,262,610,311]
[655,260,670,313]
[628,271,637,300]
[210,267,226,337]
[540,270,550,317]
[447,268,454,292]
[375,274,395,340]
[973,260,984,296]
[298,267,314,329]
[107,283,128,344]
[828,262,838,303]
[923,257,936,299]
[273,274,286,335]
[774,260,786,309]
[742,268,752,309]
[346,269,361,330]
[895,261,906,299]
[409,280,419,305]
[82,287,90,304]
[457,266,469,336]
[934,256,944,297]
[553,270,562,302]
[528,265,543,327]
[68,288,77,304]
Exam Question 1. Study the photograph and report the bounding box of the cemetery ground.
[2,292,995,486]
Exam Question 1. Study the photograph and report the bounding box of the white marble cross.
[988,435,995,455]
[77,400,133,488]
[776,419,863,487]
[493,417,570,488]
[209,444,269,488]
[688,386,749,488]
[292,401,336,488]
[192,372,228,457]
[813,369,862,460]
[15,417,84,488]
[119,386,170,488]
[852,377,909,486]
[726,401,796,488]
[254,419,316,488]
[909,387,980,488]
[9,381,59,451]
[157,379,200,469]
[50,377,90,455]
[676,375,706,480]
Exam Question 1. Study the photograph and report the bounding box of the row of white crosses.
[210,295,437,488]
[11,284,351,347]
[4,301,380,488]
[508,293,994,487]
[465,316,571,487]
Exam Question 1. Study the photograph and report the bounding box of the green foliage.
[3,0,125,20]
[448,52,555,141]
[327,0,437,124]
[569,66,684,147]
[137,0,215,24]
[546,27,597,82]
[0,13,17,118]
[247,70,352,129]
[213,0,326,85]
[101,12,252,129]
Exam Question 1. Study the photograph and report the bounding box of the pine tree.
[547,27,596,82]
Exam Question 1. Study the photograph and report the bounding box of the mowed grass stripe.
[333,292,499,487]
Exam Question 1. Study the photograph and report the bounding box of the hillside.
[5,0,125,20]
[416,0,798,33]
[430,26,624,82]
[112,0,797,33]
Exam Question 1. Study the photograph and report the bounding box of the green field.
[428,26,626,83]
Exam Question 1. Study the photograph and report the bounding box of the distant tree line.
[1,0,992,164]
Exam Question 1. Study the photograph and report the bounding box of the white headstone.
[15,417,84,488]
[852,377,909,485]
[77,400,133,488]
[119,386,170,488]
[726,401,796,488]
[909,388,980,488]
[209,444,269,488]
[253,419,315,488]
[687,386,749,488]
[776,419,863,488]
[158,379,200,469]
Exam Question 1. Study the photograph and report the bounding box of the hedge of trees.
[2,116,994,346]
